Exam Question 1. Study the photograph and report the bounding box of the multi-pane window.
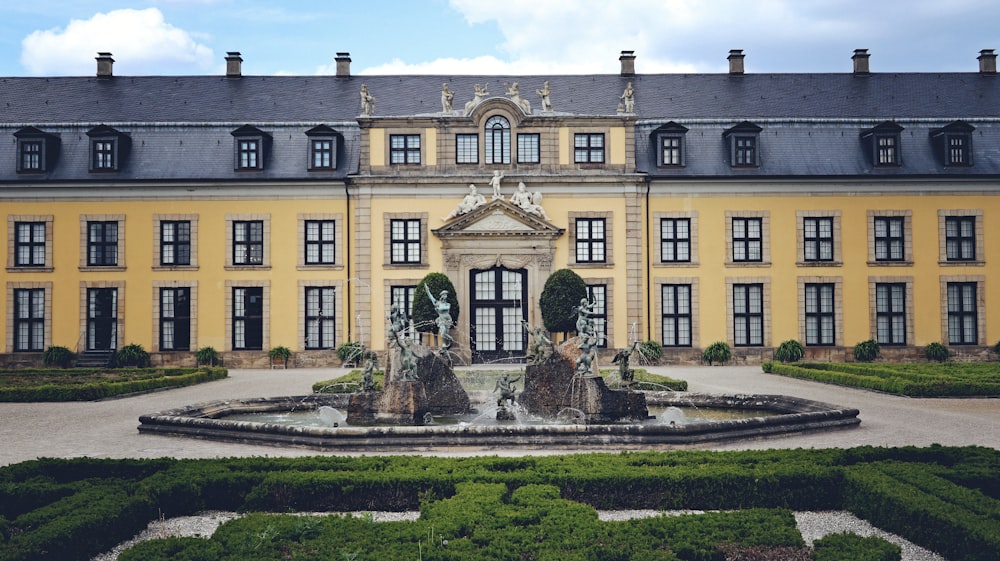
[305,220,336,265]
[19,141,42,172]
[803,217,834,262]
[13,288,44,352]
[804,283,835,346]
[947,135,970,166]
[733,283,764,346]
[390,134,421,164]
[159,287,191,351]
[873,217,905,261]
[456,134,479,164]
[484,116,511,164]
[14,222,45,267]
[574,133,605,163]
[876,134,898,166]
[87,221,118,266]
[233,220,264,265]
[390,219,421,264]
[237,139,259,169]
[732,218,762,262]
[160,221,191,266]
[232,287,264,350]
[310,138,334,170]
[945,216,976,261]
[947,282,978,345]
[661,136,683,166]
[305,287,336,350]
[92,140,116,170]
[660,218,691,262]
[661,284,692,347]
[517,133,540,163]
[587,285,608,348]
[575,218,606,263]
[875,283,906,345]
[390,286,416,331]
[734,136,756,167]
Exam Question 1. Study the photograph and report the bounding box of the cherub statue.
[488,170,505,200]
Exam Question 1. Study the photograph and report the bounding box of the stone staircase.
[75,349,115,368]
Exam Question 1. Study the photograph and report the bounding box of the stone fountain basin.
[137,392,860,451]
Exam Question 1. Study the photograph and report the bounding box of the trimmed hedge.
[0,367,227,401]
[812,533,901,561]
[763,362,1000,397]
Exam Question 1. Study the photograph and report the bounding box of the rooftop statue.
[536,81,553,112]
[360,83,375,116]
[619,81,635,114]
[464,83,488,115]
[488,170,505,201]
[441,82,454,114]
[504,81,532,114]
[510,182,551,220]
[443,183,487,221]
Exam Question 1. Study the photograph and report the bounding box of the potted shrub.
[853,339,880,362]
[336,341,365,366]
[195,346,219,367]
[114,343,150,368]
[42,345,73,368]
[268,346,292,369]
[702,341,732,365]
[923,342,950,362]
[774,339,805,363]
[638,340,663,364]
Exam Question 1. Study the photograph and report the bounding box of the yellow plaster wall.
[369,128,385,168]
[608,127,626,165]
[425,128,437,166]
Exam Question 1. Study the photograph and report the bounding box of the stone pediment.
[433,199,564,240]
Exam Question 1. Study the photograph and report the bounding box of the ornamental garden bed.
[0,367,227,402]
[763,362,1000,397]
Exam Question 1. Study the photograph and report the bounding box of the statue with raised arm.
[361,351,378,392]
[536,80,553,112]
[425,285,454,352]
[522,319,552,363]
[443,183,486,221]
[360,83,375,116]
[574,298,599,376]
[387,302,407,344]
[612,341,639,389]
[441,82,454,113]
[488,170,505,201]
[493,371,521,407]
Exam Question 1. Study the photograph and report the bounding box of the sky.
[2,0,1000,77]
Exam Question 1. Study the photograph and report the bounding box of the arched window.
[484,115,510,164]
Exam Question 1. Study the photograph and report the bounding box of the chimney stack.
[96,52,114,78]
[728,49,744,75]
[225,52,242,77]
[852,49,870,74]
[335,52,351,77]
[619,50,636,76]
[979,49,997,74]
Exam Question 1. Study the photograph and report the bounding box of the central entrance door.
[87,288,117,351]
[470,266,527,363]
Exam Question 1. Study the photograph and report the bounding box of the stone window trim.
[225,214,271,270]
[7,215,54,272]
[297,213,344,270]
[152,214,199,271]
[387,131,423,165]
[725,276,771,347]
[224,280,270,353]
[725,211,770,267]
[868,276,914,346]
[582,277,615,348]
[939,275,986,346]
[654,276,699,349]
[298,280,344,351]
[654,211,699,267]
[6,281,52,353]
[796,210,842,267]
[796,276,844,347]
[568,211,613,268]
[867,210,913,266]
[79,280,125,351]
[79,214,125,271]
[938,209,984,266]
[152,280,198,353]
[383,212,429,269]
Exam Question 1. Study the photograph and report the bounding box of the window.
[232,286,264,350]
[160,221,191,266]
[873,217,905,262]
[14,222,46,267]
[238,139,259,169]
[14,127,59,173]
[305,287,336,349]
[724,122,762,168]
[587,285,607,348]
[804,283,835,346]
[876,135,897,166]
[875,283,906,345]
[947,135,970,166]
[390,134,421,164]
[310,139,334,169]
[660,218,691,263]
[517,133,539,164]
[947,282,978,345]
[233,220,264,265]
[661,136,683,166]
[734,137,757,167]
[391,285,417,326]
[13,288,44,352]
[945,216,976,261]
[92,140,116,170]
[159,287,190,351]
[19,141,42,172]
[732,217,762,262]
[575,218,606,263]
[231,125,270,170]
[803,217,834,262]
[931,121,974,167]
[574,133,605,163]
[456,134,479,164]
[390,219,421,264]
[484,116,510,164]
[87,221,118,266]
[733,283,764,346]
[661,284,692,347]
[861,122,903,167]
[87,125,129,172]
[304,220,336,265]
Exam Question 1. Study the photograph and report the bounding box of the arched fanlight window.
[484,115,510,164]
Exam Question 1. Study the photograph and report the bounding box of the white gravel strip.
[93,510,947,561]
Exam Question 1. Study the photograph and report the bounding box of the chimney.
[852,49,870,74]
[95,52,114,78]
[335,52,351,77]
[728,49,744,75]
[619,50,636,76]
[225,52,242,77]
[979,49,997,74]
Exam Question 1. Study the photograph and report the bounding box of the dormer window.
[723,122,761,168]
[86,125,130,173]
[930,121,974,167]
[653,122,688,167]
[14,127,60,174]
[860,121,903,167]
[231,125,272,171]
[305,125,339,171]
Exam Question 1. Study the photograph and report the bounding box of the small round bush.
[336,341,365,363]
[774,339,805,363]
[42,345,73,368]
[761,360,774,373]
[114,343,150,368]
[853,339,881,362]
[702,341,731,365]
[195,346,219,366]
[638,340,663,362]
[923,342,950,362]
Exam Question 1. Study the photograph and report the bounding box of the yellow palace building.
[1,49,998,366]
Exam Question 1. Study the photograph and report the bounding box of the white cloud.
[20,8,214,76]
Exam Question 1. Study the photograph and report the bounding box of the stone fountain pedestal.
[375,380,429,425]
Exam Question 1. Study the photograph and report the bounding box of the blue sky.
[3,0,1000,77]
